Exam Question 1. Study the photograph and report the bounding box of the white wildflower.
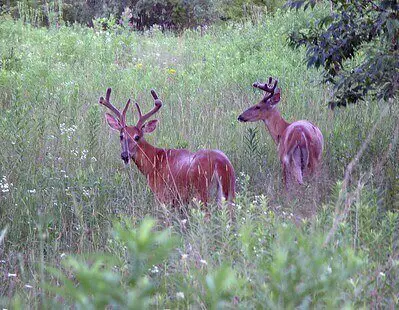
[60,123,77,140]
[176,292,185,300]
[80,149,88,160]
[200,259,207,266]
[150,265,159,274]
[60,123,66,134]
[0,176,13,193]
[27,189,36,194]
[7,273,17,277]
[83,188,90,198]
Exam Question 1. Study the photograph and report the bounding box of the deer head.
[100,88,162,164]
[238,77,281,122]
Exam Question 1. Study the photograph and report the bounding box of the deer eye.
[134,135,140,141]
[255,106,261,110]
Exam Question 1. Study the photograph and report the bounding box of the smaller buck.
[99,88,235,213]
[238,77,323,189]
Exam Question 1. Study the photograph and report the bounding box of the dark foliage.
[1,0,217,30]
[128,0,217,31]
[286,0,398,108]
[1,0,287,31]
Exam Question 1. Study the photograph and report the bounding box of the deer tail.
[291,132,309,185]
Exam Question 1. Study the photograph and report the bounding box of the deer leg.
[282,163,289,190]
[194,188,210,220]
[214,175,235,222]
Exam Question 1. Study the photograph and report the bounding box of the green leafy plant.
[287,0,398,107]
[244,127,263,160]
[45,217,177,309]
[205,265,237,309]
[259,226,363,309]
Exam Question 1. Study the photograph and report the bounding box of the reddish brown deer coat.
[99,88,235,208]
[238,77,323,189]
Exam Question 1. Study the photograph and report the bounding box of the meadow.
[0,6,398,308]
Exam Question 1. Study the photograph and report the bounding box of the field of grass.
[0,6,398,308]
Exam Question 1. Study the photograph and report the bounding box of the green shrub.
[219,0,286,21]
[42,217,239,309]
[44,218,176,308]
[260,227,363,309]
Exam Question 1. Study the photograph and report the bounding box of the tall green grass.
[0,7,398,308]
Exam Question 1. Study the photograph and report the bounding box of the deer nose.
[238,115,246,122]
[121,152,129,162]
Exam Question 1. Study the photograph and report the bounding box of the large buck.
[99,88,235,211]
[238,77,323,189]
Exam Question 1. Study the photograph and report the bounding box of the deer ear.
[269,90,281,105]
[142,119,158,133]
[105,113,122,131]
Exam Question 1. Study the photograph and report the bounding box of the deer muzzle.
[121,151,129,164]
[237,115,247,122]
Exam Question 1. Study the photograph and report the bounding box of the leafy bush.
[42,218,239,309]
[2,0,287,30]
[45,218,174,308]
[287,0,399,107]
[129,0,218,31]
[261,227,362,308]
[219,0,286,21]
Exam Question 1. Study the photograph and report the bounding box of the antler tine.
[136,89,163,127]
[99,88,122,120]
[264,77,278,101]
[253,77,278,101]
[121,99,131,127]
[105,87,111,102]
[134,102,142,119]
[268,77,278,91]
[252,77,278,93]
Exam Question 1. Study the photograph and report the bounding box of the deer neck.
[262,109,290,145]
[131,140,159,176]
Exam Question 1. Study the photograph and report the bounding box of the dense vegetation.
[0,2,398,308]
[1,0,285,29]
[287,0,399,107]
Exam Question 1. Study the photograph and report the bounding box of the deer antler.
[136,89,163,128]
[121,99,131,127]
[253,77,278,102]
[99,88,122,120]
[134,102,142,119]
[99,88,132,127]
